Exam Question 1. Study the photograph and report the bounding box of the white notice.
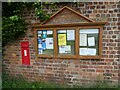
[67,30,75,40]
[80,29,99,34]
[38,31,42,34]
[47,31,53,35]
[46,38,53,49]
[24,50,27,56]
[38,50,43,54]
[59,46,66,53]
[38,44,42,48]
[79,48,96,55]
[43,31,47,34]
[79,48,87,55]
[88,37,95,46]
[58,30,66,33]
[65,45,71,53]
[87,48,96,55]
[80,34,87,46]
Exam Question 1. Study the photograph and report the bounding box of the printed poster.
[80,34,87,46]
[59,45,71,53]
[59,46,66,53]
[67,30,75,40]
[43,30,47,38]
[38,48,43,54]
[65,45,71,53]
[38,31,42,34]
[42,41,46,50]
[38,45,43,54]
[46,38,53,49]
[58,34,66,46]
[47,31,53,35]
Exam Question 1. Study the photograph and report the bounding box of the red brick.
[96,69,104,72]
[99,2,103,4]
[108,31,113,34]
[101,5,105,9]
[88,66,94,68]
[110,39,114,42]
[104,2,109,5]
[94,66,103,69]
[112,35,116,38]
[93,10,97,13]
[114,31,119,34]
[109,10,113,13]
[80,65,88,68]
[109,55,114,58]
[96,5,100,9]
[110,2,115,4]
[89,6,95,9]
[104,66,113,69]
[79,3,84,7]
[86,2,92,5]
[117,51,120,54]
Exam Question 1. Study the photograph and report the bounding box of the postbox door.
[21,42,30,65]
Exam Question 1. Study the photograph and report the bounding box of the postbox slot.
[24,50,27,56]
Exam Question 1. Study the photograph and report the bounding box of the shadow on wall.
[0,51,1,89]
[118,32,120,86]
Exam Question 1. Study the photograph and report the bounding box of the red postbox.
[21,42,30,65]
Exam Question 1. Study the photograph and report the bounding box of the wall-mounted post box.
[21,42,30,65]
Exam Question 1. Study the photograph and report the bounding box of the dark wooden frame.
[33,22,105,59]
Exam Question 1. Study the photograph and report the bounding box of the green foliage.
[35,7,50,22]
[2,15,26,46]
[73,81,119,89]
[33,2,51,22]
[2,2,53,46]
[2,73,120,89]
[2,2,28,46]
[89,81,118,88]
[2,73,65,89]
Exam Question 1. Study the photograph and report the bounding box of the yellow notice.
[58,34,66,46]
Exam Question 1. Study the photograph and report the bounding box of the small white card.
[79,48,96,55]
[87,48,96,55]
[65,45,71,53]
[47,31,53,35]
[59,46,66,53]
[88,37,95,46]
[58,30,66,33]
[79,48,87,55]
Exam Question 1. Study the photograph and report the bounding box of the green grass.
[2,73,66,89]
[2,73,120,89]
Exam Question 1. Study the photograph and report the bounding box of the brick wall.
[3,2,120,87]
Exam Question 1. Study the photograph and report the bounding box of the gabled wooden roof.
[41,6,94,25]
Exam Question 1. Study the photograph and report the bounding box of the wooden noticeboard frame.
[33,6,106,60]
[33,22,106,59]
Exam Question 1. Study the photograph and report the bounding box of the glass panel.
[79,29,99,56]
[57,29,75,55]
[37,30,54,55]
